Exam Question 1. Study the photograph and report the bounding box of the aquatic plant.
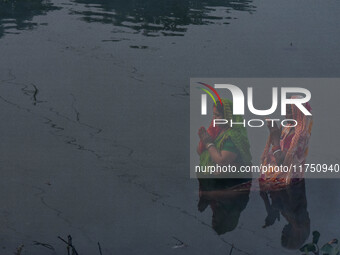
[300,231,339,255]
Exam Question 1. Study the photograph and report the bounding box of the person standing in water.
[260,96,313,186]
[197,98,252,189]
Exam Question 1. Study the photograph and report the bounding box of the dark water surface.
[0,0,61,38]
[0,0,340,254]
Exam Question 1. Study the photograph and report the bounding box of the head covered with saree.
[261,95,313,184]
[199,98,252,168]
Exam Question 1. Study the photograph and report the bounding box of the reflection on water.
[0,0,256,39]
[198,179,251,234]
[70,0,255,37]
[0,0,61,38]
[198,179,310,251]
[260,180,310,250]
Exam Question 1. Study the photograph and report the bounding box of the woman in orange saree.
[260,96,313,187]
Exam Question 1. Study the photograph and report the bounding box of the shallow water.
[0,0,340,254]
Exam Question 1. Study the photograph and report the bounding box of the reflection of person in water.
[196,98,252,234]
[261,96,313,185]
[197,98,252,178]
[198,181,251,235]
[260,180,310,250]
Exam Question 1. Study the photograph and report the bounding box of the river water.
[0,0,339,254]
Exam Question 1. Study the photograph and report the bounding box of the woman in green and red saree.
[196,98,252,234]
[260,96,313,188]
[197,98,252,190]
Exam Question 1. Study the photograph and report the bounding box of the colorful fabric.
[199,99,252,169]
[222,138,239,155]
[261,97,313,183]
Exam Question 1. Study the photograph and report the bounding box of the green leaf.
[300,243,317,253]
[313,231,321,244]
[320,240,339,255]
